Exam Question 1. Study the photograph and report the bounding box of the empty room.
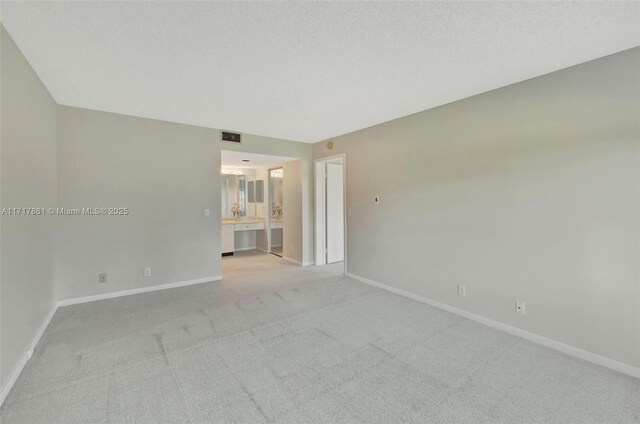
[0,1,638,423]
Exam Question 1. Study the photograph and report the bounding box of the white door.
[326,163,344,263]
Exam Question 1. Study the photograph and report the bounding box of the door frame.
[314,153,347,271]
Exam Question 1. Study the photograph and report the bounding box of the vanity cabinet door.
[222,225,235,254]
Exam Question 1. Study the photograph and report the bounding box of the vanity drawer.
[235,222,265,231]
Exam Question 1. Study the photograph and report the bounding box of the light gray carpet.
[1,250,638,423]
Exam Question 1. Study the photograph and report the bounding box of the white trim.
[0,304,57,407]
[281,256,314,267]
[234,246,258,252]
[57,276,222,307]
[346,272,640,379]
[314,153,347,270]
[282,256,302,266]
[1,275,223,407]
[314,160,327,266]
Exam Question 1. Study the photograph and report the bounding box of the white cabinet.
[234,222,265,231]
[222,221,266,255]
[222,224,235,254]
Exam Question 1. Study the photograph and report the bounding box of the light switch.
[204,208,210,216]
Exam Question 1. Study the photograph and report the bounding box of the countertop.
[222,217,266,225]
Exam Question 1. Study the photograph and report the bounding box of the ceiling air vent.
[221,131,241,144]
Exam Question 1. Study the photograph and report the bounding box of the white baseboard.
[235,246,258,252]
[282,256,302,266]
[346,272,640,379]
[57,276,222,307]
[1,275,222,407]
[281,256,313,267]
[0,304,57,407]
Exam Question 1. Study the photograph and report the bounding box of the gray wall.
[0,27,58,391]
[314,48,640,368]
[55,107,314,299]
[56,106,222,300]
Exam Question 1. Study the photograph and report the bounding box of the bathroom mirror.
[247,180,264,203]
[248,181,255,202]
[222,169,257,217]
[269,168,284,256]
[256,180,264,202]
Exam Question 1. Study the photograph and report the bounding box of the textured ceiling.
[1,1,638,143]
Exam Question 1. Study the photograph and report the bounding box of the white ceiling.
[221,150,295,169]
[1,1,638,143]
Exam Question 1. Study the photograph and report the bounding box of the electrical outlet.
[144,268,151,277]
[515,300,526,314]
[99,273,107,283]
[457,285,466,297]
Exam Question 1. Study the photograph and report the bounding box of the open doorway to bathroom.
[220,150,305,276]
[314,154,346,269]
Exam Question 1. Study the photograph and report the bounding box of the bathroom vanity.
[221,217,266,256]
[220,163,284,257]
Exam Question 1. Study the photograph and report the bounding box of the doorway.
[219,150,296,269]
[315,154,346,267]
